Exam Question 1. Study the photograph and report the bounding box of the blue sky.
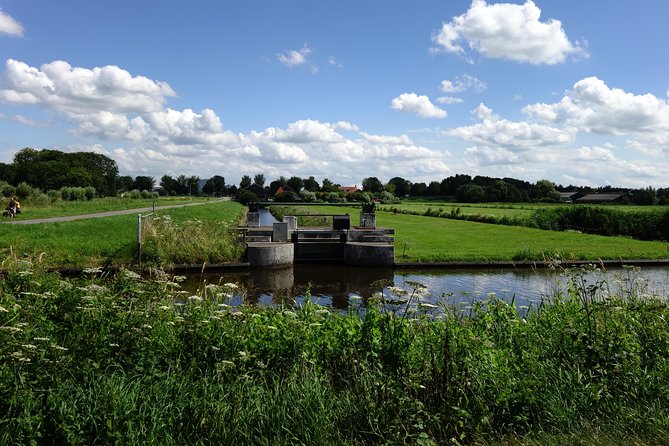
[1,0,668,188]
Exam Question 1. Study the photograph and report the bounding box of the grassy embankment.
[0,200,245,268]
[6,196,209,220]
[271,205,669,262]
[1,262,668,445]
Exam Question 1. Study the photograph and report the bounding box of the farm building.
[574,193,627,204]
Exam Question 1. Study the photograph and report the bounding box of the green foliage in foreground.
[0,201,245,267]
[1,263,668,445]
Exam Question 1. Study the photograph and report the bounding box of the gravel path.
[1,200,221,225]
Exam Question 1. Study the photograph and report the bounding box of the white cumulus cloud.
[440,74,486,93]
[277,45,312,67]
[0,9,23,37]
[432,0,586,64]
[391,93,447,119]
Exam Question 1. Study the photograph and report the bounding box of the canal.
[183,263,669,311]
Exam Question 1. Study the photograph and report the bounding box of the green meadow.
[0,200,244,268]
[273,205,669,263]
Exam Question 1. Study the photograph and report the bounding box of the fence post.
[137,213,142,273]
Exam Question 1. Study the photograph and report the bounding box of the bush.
[1,183,15,198]
[236,190,258,205]
[84,186,96,200]
[15,182,35,201]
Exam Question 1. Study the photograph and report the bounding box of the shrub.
[1,183,15,198]
[14,182,35,201]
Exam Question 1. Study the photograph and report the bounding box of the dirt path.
[2,200,223,225]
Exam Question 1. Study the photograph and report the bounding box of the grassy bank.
[271,205,669,262]
[1,262,668,444]
[0,201,245,268]
[5,196,210,220]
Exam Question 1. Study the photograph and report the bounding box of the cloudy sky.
[1,0,668,188]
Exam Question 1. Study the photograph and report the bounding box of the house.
[559,192,582,203]
[242,183,272,201]
[339,185,359,194]
[574,193,627,204]
[275,185,295,196]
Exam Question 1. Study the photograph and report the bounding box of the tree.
[133,176,155,191]
[362,177,383,194]
[321,178,340,193]
[456,184,485,203]
[203,175,226,196]
[240,175,252,189]
[269,176,287,195]
[532,179,560,202]
[428,181,441,196]
[116,176,134,192]
[253,173,266,187]
[411,182,428,196]
[160,175,178,195]
[303,176,320,192]
[287,176,304,193]
[387,177,411,197]
[10,148,119,196]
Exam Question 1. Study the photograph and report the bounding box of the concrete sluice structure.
[243,211,395,267]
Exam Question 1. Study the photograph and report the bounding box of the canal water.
[183,263,669,311]
[236,209,669,311]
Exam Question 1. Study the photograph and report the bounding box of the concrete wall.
[247,242,294,268]
[344,242,394,266]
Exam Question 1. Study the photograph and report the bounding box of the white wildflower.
[0,305,8,313]
[51,344,68,351]
[34,337,50,342]
[188,295,204,302]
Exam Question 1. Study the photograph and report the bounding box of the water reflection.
[181,264,669,311]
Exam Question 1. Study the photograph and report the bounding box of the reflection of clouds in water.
[180,266,669,312]
[396,270,561,307]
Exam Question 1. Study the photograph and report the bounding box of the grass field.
[379,201,669,221]
[5,196,210,220]
[272,205,669,262]
[0,200,245,268]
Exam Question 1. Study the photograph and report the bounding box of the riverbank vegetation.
[271,205,669,262]
[0,201,245,268]
[1,262,668,445]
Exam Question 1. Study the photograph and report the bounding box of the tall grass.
[1,261,668,444]
[140,214,244,266]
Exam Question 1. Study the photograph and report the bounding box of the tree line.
[1,148,667,205]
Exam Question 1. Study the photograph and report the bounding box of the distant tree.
[0,162,16,184]
[532,179,560,202]
[287,176,304,193]
[440,174,472,196]
[321,178,340,193]
[236,190,258,205]
[428,181,441,196]
[631,187,657,205]
[253,173,266,187]
[240,175,252,189]
[456,184,485,203]
[116,175,134,192]
[411,182,428,196]
[269,176,287,195]
[160,175,177,194]
[11,148,118,196]
[203,175,226,196]
[387,177,411,197]
[303,176,320,192]
[362,177,384,194]
[133,176,155,191]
